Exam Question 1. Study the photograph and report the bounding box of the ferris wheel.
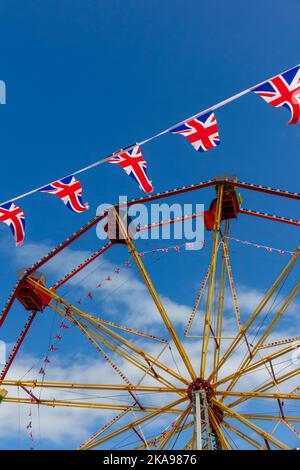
[0,175,299,450]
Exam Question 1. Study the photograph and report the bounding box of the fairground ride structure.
[0,175,300,450]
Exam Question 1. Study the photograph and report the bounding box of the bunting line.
[225,236,296,256]
[38,310,71,378]
[26,405,34,450]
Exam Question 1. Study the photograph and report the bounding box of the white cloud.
[0,239,299,449]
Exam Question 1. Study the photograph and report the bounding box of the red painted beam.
[53,241,113,290]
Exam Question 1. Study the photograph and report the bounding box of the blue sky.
[0,1,299,450]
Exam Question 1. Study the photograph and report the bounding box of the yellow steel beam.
[185,265,211,337]
[3,397,184,413]
[79,407,132,450]
[0,388,7,403]
[78,316,183,392]
[84,325,183,392]
[282,419,300,439]
[184,431,195,450]
[258,336,300,350]
[80,315,189,385]
[228,366,300,408]
[251,281,300,354]
[52,301,181,391]
[60,312,156,410]
[212,398,290,450]
[114,208,196,380]
[82,396,188,450]
[30,279,189,387]
[240,414,300,423]
[222,420,264,450]
[71,315,185,412]
[221,240,243,330]
[90,317,167,343]
[71,313,134,387]
[52,303,173,389]
[79,342,174,450]
[133,420,194,450]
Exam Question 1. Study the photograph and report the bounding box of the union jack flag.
[253,65,300,124]
[0,202,25,246]
[170,112,220,153]
[108,146,153,193]
[40,176,89,213]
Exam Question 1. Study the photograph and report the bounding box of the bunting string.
[74,241,204,306]
[23,311,70,448]
[25,405,34,450]
[70,234,294,309]
[225,235,296,256]
[71,234,294,325]
[282,419,300,439]
[0,63,299,247]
